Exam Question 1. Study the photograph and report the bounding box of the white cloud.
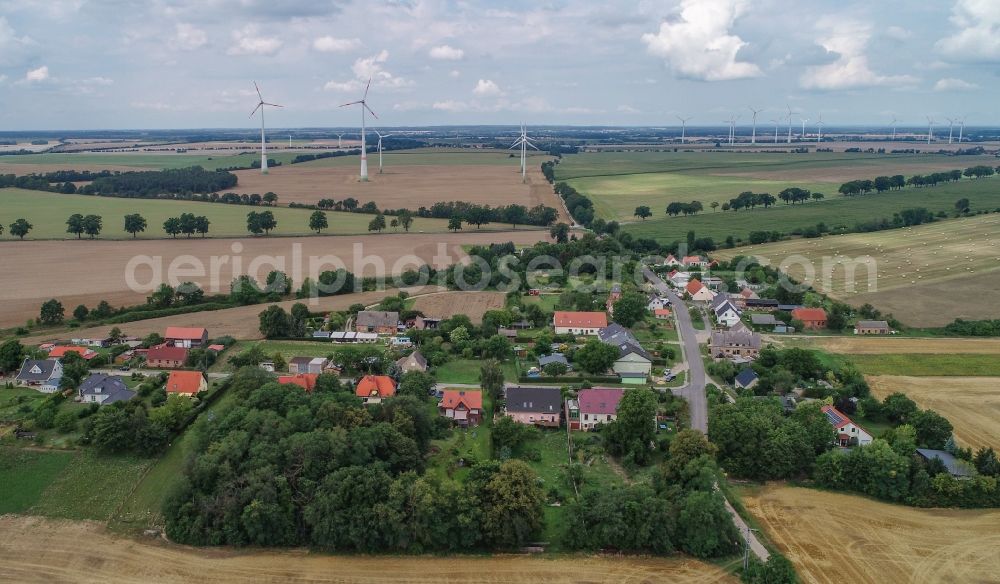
[449,70,461,78]
[25,65,49,82]
[472,79,501,96]
[227,25,282,56]
[83,76,114,86]
[429,44,464,60]
[934,77,979,91]
[0,74,7,84]
[433,100,471,112]
[324,50,411,92]
[641,0,761,81]
[323,79,362,92]
[313,36,360,53]
[800,20,918,90]
[885,26,912,41]
[936,0,1000,62]
[0,16,36,66]
[617,105,640,114]
[172,23,207,51]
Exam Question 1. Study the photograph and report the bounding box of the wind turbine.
[249,81,282,175]
[816,115,824,143]
[926,116,935,145]
[771,118,781,143]
[509,125,539,182]
[726,115,740,145]
[890,117,898,141]
[374,130,392,174]
[337,134,343,148]
[957,116,966,143]
[800,117,809,140]
[677,115,692,144]
[748,107,763,144]
[786,105,794,144]
[946,118,955,144]
[339,78,377,181]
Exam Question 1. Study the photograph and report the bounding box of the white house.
[822,405,873,447]
[553,311,608,335]
[663,254,681,267]
[647,296,670,311]
[711,296,742,327]
[685,279,716,302]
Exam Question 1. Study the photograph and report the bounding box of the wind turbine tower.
[509,125,539,182]
[786,105,794,144]
[816,115,824,143]
[339,78,377,181]
[890,117,898,141]
[946,118,955,144]
[748,107,762,144]
[374,130,392,174]
[249,81,282,175]
[337,134,343,148]
[926,116,935,145]
[800,117,809,140]
[677,115,692,144]
[958,117,966,143]
[771,119,780,143]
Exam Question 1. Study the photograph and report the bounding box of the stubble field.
[784,336,1000,354]
[0,515,737,584]
[867,375,1000,449]
[410,290,506,322]
[741,484,1000,584]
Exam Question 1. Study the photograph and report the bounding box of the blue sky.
[0,0,997,130]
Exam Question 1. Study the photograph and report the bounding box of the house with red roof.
[278,373,319,391]
[553,311,608,335]
[685,278,716,302]
[663,254,681,267]
[791,307,828,330]
[48,346,98,360]
[164,326,208,348]
[566,388,625,431]
[821,405,873,447]
[438,389,484,427]
[146,345,189,369]
[165,370,207,397]
[681,255,709,268]
[355,375,397,405]
[653,308,672,320]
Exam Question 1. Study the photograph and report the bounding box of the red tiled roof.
[654,308,672,316]
[355,375,397,398]
[682,255,703,264]
[791,307,827,322]
[147,345,189,362]
[439,389,483,411]
[207,344,225,352]
[578,388,624,415]
[48,346,96,359]
[164,326,207,340]
[165,370,204,394]
[278,373,318,391]
[685,278,704,295]
[553,311,608,328]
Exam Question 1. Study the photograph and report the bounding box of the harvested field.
[784,336,1000,355]
[868,375,1000,449]
[0,230,548,329]
[0,515,736,584]
[742,484,1000,584]
[410,291,506,323]
[0,163,158,175]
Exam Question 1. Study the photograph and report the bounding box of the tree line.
[838,165,998,196]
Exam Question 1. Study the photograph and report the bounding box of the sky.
[0,0,998,130]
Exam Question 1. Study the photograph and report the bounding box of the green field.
[846,354,1000,376]
[434,358,520,384]
[0,188,453,239]
[0,448,75,514]
[0,151,302,171]
[298,148,546,168]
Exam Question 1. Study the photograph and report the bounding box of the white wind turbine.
[337,133,343,148]
[815,114,824,143]
[509,125,539,182]
[786,105,794,144]
[677,115,692,144]
[340,78,377,181]
[957,116,966,143]
[748,107,763,144]
[771,118,781,143]
[725,115,740,145]
[799,117,809,140]
[926,116,935,145]
[374,130,392,174]
[890,117,898,141]
[946,118,955,144]
[249,81,282,175]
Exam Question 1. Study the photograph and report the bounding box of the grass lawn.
[29,449,154,521]
[0,151,302,171]
[0,188,453,240]
[425,392,493,484]
[0,386,47,423]
[0,447,75,514]
[434,359,519,384]
[522,294,560,313]
[845,353,1000,376]
[632,316,679,343]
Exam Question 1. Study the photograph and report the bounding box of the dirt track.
[0,515,736,584]
[0,231,547,329]
[743,485,1000,584]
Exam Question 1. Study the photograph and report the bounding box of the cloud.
[323,79,362,92]
[429,45,464,60]
[934,77,979,91]
[25,65,49,82]
[641,0,761,81]
[0,16,36,66]
[83,76,114,86]
[617,105,640,114]
[227,25,282,56]
[325,50,411,92]
[433,100,470,112]
[313,36,360,53]
[800,20,918,90]
[885,26,912,41]
[472,79,501,96]
[936,0,1000,62]
[172,23,207,51]
[449,70,461,78]
[0,74,7,84]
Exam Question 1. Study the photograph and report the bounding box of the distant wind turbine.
[816,114,824,143]
[748,107,763,144]
[677,115,692,144]
[786,105,794,144]
[926,116,935,145]
[249,81,282,175]
[771,118,781,144]
[339,78,377,181]
[957,116,966,143]
[946,118,955,144]
[800,117,809,140]
[890,117,898,141]
[509,125,539,182]
[337,133,343,148]
[374,130,392,174]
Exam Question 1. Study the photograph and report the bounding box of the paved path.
[643,267,768,562]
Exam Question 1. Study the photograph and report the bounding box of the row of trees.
[79,166,238,198]
[838,165,998,196]
[162,214,210,238]
[0,218,33,239]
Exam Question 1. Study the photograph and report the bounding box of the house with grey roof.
[538,353,570,370]
[598,324,651,378]
[78,373,136,405]
[750,313,780,327]
[396,350,429,374]
[855,320,891,335]
[15,359,63,393]
[734,368,759,390]
[710,330,762,360]
[505,386,563,427]
[355,311,399,334]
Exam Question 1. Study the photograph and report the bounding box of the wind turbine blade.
[364,102,378,119]
[363,77,372,100]
[264,102,283,108]
[253,81,262,102]
[527,141,540,151]
[340,101,361,108]
[249,103,262,118]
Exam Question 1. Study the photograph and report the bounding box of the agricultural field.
[741,484,1000,584]
[868,376,1000,449]
[837,354,1000,376]
[0,515,738,584]
[0,448,75,514]
[785,336,1000,355]
[0,150,302,173]
[0,188,453,240]
[231,149,562,216]
[410,290,506,322]
[715,213,1000,326]
[0,230,548,330]
[557,150,998,222]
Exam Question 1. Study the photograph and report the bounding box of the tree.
[502,205,527,229]
[483,334,513,360]
[66,213,85,238]
[398,210,414,232]
[258,305,291,338]
[82,214,103,238]
[73,304,90,321]
[479,460,545,548]
[549,222,569,243]
[309,210,329,234]
[611,292,646,328]
[710,201,720,212]
[258,210,277,234]
[573,338,619,375]
[605,388,657,465]
[194,215,210,237]
[742,555,798,584]
[0,339,24,373]
[178,212,197,237]
[677,491,739,558]
[955,198,971,213]
[397,371,435,399]
[124,213,147,238]
[39,299,64,325]
[368,214,387,233]
[480,359,505,400]
[163,217,182,238]
[882,392,918,423]
[542,361,568,376]
[910,409,953,449]
[146,283,175,308]
[448,215,463,232]
[389,218,399,231]
[9,219,32,240]
[634,206,652,220]
[262,192,278,206]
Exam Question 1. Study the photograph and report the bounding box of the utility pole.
[742,526,761,571]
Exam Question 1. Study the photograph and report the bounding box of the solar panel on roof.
[824,409,845,426]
